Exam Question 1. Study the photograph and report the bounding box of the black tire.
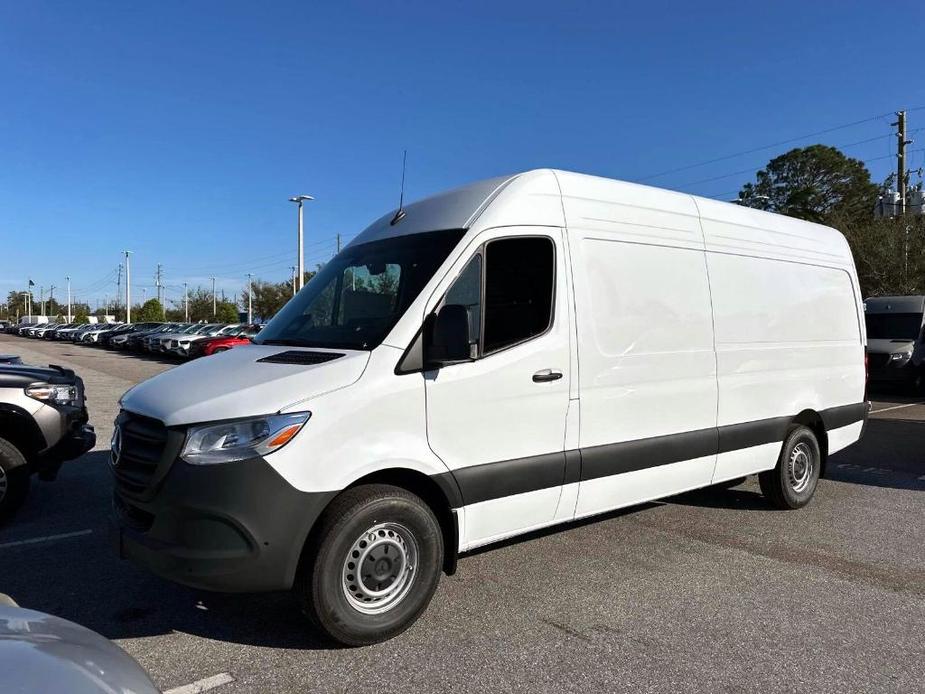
[296,484,444,646]
[759,425,821,510]
[0,437,31,523]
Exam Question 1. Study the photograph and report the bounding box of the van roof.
[349,169,852,268]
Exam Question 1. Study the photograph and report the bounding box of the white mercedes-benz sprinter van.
[864,295,925,389]
[111,170,868,645]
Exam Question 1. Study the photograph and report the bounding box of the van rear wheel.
[296,484,444,646]
[759,425,821,510]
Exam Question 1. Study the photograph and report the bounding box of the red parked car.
[189,324,262,358]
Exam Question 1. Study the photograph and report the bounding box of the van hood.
[121,344,370,426]
[867,338,914,355]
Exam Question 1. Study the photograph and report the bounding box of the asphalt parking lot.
[1,334,923,693]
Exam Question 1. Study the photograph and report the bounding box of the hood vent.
[257,350,345,365]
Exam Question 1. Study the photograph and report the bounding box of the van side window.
[483,237,554,354]
[444,255,482,349]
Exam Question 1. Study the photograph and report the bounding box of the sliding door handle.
[532,369,563,383]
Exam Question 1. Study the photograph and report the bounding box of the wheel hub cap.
[787,442,813,493]
[342,522,418,615]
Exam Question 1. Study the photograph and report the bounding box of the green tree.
[6,290,33,319]
[215,300,239,323]
[135,298,165,322]
[248,280,290,322]
[738,145,878,224]
[839,214,925,297]
[74,309,90,324]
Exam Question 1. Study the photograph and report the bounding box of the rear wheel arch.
[792,409,828,476]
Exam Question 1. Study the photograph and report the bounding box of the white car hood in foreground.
[121,344,370,426]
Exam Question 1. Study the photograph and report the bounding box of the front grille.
[112,411,169,495]
[257,350,344,365]
[868,353,891,369]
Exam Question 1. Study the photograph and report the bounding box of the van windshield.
[865,312,922,340]
[254,229,465,351]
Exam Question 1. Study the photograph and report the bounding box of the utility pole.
[290,266,296,296]
[124,251,132,323]
[246,273,253,324]
[210,276,216,318]
[893,110,912,216]
[336,233,341,253]
[66,276,71,322]
[40,286,44,316]
[183,282,189,322]
[155,263,163,307]
[289,195,314,290]
[49,285,56,318]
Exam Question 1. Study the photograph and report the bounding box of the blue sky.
[1,1,923,310]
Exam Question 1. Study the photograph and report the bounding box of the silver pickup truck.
[0,363,96,521]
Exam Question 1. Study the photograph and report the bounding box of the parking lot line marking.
[0,529,93,550]
[869,401,925,414]
[164,673,235,694]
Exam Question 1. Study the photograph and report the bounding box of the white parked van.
[111,170,868,645]
[864,295,925,389]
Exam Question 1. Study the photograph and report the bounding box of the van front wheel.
[296,484,444,646]
[759,426,821,510]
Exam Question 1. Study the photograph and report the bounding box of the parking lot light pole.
[289,195,313,291]
[183,282,189,322]
[66,276,71,322]
[246,273,253,324]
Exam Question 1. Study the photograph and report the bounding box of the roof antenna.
[390,149,407,226]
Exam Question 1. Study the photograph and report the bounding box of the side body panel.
[554,172,720,517]
[694,196,867,480]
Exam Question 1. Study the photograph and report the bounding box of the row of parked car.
[4,320,263,359]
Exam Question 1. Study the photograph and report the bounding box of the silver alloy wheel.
[342,522,418,615]
[0,465,7,503]
[787,442,813,493]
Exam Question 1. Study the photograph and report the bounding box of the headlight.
[25,383,78,406]
[181,412,310,465]
[889,351,912,362]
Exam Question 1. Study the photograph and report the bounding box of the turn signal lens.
[267,424,303,448]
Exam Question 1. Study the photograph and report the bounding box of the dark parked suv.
[0,363,96,521]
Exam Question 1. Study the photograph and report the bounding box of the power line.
[635,111,898,183]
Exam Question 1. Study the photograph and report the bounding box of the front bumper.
[111,456,335,593]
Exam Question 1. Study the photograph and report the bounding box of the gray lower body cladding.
[112,403,867,593]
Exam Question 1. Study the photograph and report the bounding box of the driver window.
[444,255,482,352]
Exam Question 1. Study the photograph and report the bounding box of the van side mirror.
[426,304,472,367]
